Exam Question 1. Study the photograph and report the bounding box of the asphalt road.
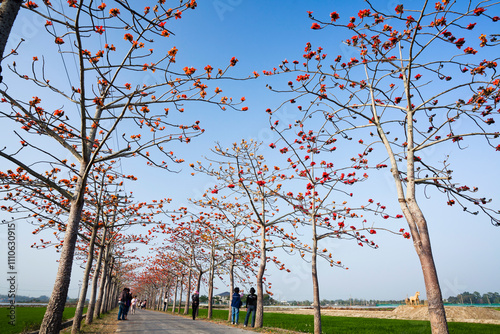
[116,309,250,333]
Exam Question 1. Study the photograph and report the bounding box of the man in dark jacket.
[230,287,242,325]
[191,291,200,320]
[117,288,129,320]
[244,287,257,327]
[124,289,132,319]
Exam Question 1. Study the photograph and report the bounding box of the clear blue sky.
[1,0,499,302]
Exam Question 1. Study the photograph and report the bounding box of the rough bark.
[207,254,215,319]
[85,227,106,324]
[39,165,88,334]
[158,287,164,311]
[105,280,116,313]
[196,271,203,295]
[373,84,449,333]
[183,264,192,315]
[311,229,321,334]
[404,79,448,333]
[95,244,112,318]
[165,283,171,312]
[72,223,99,334]
[227,242,235,321]
[255,225,266,328]
[171,277,178,314]
[102,261,112,314]
[178,276,184,313]
[0,0,22,84]
[409,202,449,333]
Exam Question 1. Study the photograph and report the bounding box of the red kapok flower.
[473,7,485,15]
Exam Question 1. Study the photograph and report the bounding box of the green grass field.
[0,306,86,334]
[182,308,500,334]
[4,306,499,334]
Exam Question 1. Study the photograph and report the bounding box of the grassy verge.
[0,306,86,334]
[167,308,500,334]
[60,308,118,334]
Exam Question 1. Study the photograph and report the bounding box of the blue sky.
[1,0,499,302]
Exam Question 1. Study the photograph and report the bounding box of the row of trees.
[1,1,499,334]
[0,1,245,333]
[260,2,500,333]
[447,291,500,305]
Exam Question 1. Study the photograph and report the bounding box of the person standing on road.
[117,287,129,320]
[244,287,257,327]
[131,296,138,314]
[163,296,168,311]
[191,291,200,320]
[230,287,242,325]
[124,289,132,319]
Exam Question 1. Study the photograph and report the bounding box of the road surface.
[116,309,250,333]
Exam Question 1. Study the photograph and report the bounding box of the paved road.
[116,309,250,333]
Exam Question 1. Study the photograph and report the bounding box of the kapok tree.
[189,196,258,321]
[192,214,232,319]
[133,250,183,311]
[0,0,23,84]
[265,2,499,333]
[153,217,197,314]
[153,214,216,313]
[0,160,128,333]
[165,213,233,319]
[268,123,404,334]
[191,140,302,328]
[189,209,259,319]
[0,1,245,332]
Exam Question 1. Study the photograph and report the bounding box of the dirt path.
[270,305,500,325]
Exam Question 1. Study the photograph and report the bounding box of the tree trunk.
[178,275,184,313]
[311,227,321,334]
[196,271,203,295]
[95,244,112,318]
[404,99,448,333]
[71,223,99,334]
[255,225,266,328]
[228,242,235,321]
[160,288,164,310]
[39,167,87,334]
[165,283,171,312]
[172,277,178,314]
[409,203,448,333]
[154,287,159,310]
[107,280,117,312]
[101,256,114,314]
[103,273,112,313]
[208,253,215,319]
[85,228,106,324]
[195,270,203,318]
[184,261,192,315]
[374,93,449,334]
[158,287,164,311]
[0,0,22,84]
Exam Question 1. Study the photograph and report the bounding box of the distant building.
[214,291,230,304]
